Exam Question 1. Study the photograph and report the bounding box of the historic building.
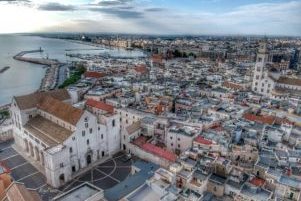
[10,89,120,188]
[252,42,301,100]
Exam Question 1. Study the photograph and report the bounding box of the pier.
[0,66,10,74]
[13,49,64,91]
[13,49,60,66]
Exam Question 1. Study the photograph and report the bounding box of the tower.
[252,41,269,94]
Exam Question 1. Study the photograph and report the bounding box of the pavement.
[0,140,132,200]
[0,140,47,190]
[59,152,132,192]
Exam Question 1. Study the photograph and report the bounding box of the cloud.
[0,0,31,6]
[38,2,76,11]
[95,0,134,7]
[144,7,165,12]
[89,7,143,18]
[0,0,30,2]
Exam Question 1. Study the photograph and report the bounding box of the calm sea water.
[0,35,144,105]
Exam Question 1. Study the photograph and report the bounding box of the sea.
[0,35,144,105]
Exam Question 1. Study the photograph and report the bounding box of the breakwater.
[13,49,63,91]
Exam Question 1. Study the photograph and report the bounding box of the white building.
[252,42,301,100]
[11,89,119,188]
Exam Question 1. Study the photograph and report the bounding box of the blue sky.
[0,0,300,36]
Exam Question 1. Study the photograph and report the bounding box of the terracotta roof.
[3,182,41,201]
[194,136,213,145]
[132,136,148,147]
[24,115,73,146]
[277,77,301,86]
[126,121,141,135]
[38,96,83,126]
[86,99,114,113]
[152,54,163,63]
[223,81,243,90]
[84,71,106,79]
[249,177,265,187]
[243,113,275,125]
[134,65,148,74]
[142,143,177,162]
[14,89,70,110]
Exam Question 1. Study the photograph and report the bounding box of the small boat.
[0,66,10,73]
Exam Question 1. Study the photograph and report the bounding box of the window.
[87,139,89,145]
[268,84,271,88]
[256,75,259,80]
[126,120,128,124]
[60,163,64,168]
[262,83,264,87]
[98,127,100,131]
[126,113,128,117]
[178,138,180,141]
[101,134,104,139]
[112,119,115,127]
[89,128,93,134]
[170,136,173,140]
[178,144,181,148]
[171,143,173,147]
[82,131,85,137]
[85,123,89,128]
[261,88,264,92]
[69,147,73,153]
[72,137,75,141]
[258,57,262,62]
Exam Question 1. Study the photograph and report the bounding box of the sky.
[0,0,300,36]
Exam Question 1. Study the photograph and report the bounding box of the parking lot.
[0,140,132,200]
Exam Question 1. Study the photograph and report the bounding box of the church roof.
[14,89,70,110]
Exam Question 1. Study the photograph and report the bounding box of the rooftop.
[24,115,72,147]
[86,99,114,113]
[38,96,83,126]
[14,89,70,110]
[53,182,103,201]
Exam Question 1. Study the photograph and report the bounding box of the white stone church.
[10,89,120,188]
[252,42,301,100]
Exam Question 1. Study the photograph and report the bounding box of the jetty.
[13,49,59,66]
[0,66,10,74]
[13,49,63,91]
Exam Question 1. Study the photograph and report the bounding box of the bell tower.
[252,41,269,93]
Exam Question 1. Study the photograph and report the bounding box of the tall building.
[252,42,301,100]
[252,42,275,97]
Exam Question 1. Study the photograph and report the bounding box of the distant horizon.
[0,0,300,36]
[1,32,301,38]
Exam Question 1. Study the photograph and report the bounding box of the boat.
[0,66,10,73]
